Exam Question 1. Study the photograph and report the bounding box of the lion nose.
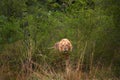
[64,48,68,52]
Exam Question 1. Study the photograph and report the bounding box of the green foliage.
[0,16,22,44]
[0,0,120,79]
[0,0,26,18]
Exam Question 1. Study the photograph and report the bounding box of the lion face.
[58,39,72,52]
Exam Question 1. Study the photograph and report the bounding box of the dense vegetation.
[0,0,120,80]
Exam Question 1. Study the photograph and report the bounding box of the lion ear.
[54,42,59,49]
[69,43,73,51]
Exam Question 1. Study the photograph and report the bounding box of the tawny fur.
[54,38,72,52]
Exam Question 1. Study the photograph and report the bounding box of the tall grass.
[0,40,118,80]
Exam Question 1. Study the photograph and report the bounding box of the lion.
[54,38,72,53]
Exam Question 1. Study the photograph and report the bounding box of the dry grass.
[14,60,117,80]
[0,41,119,80]
[16,41,117,80]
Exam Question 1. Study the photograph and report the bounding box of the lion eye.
[66,44,68,46]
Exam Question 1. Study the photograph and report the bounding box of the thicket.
[0,0,120,79]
